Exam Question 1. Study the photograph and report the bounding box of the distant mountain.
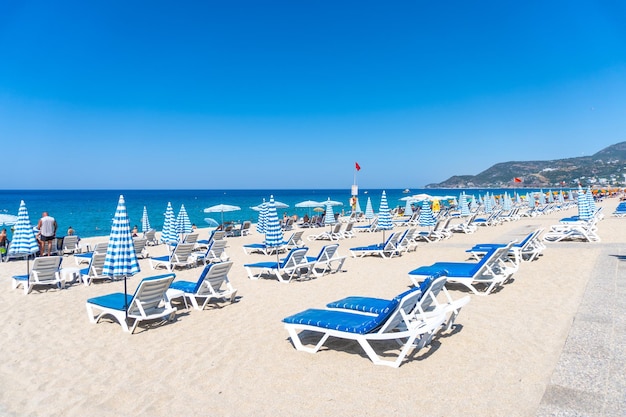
[425,141,626,188]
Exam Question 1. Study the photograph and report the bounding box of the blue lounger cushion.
[283,293,400,335]
[169,280,200,294]
[326,275,435,314]
[410,263,479,277]
[243,261,279,269]
[86,293,134,310]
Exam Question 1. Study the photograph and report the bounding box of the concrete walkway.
[537,243,626,416]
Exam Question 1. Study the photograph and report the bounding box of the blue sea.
[0,188,553,239]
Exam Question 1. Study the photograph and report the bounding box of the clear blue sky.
[1,1,625,189]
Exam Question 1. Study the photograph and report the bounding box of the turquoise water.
[0,188,554,239]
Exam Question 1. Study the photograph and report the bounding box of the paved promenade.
[537,242,626,416]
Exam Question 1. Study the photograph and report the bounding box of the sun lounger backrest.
[30,256,62,283]
[90,253,106,276]
[128,274,175,317]
[281,247,308,269]
[203,261,233,293]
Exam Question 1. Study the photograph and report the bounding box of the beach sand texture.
[0,199,622,417]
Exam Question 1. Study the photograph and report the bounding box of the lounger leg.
[286,326,329,354]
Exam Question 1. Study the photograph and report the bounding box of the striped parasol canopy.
[161,202,178,245]
[102,195,140,316]
[364,197,374,220]
[586,186,597,216]
[324,198,336,226]
[502,192,512,211]
[418,199,436,228]
[264,195,284,252]
[354,197,362,214]
[140,206,151,233]
[377,191,394,242]
[175,204,192,237]
[484,192,493,213]
[459,192,470,217]
[577,186,592,220]
[256,199,268,234]
[7,200,39,261]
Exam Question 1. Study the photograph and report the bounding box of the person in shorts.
[37,212,58,256]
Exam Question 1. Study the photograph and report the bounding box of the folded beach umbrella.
[354,197,362,214]
[538,190,546,206]
[324,198,336,226]
[176,204,192,238]
[264,195,284,262]
[547,190,555,203]
[558,190,565,204]
[377,191,394,243]
[161,202,178,245]
[364,197,374,221]
[418,199,436,228]
[459,192,470,217]
[403,198,414,216]
[140,206,151,233]
[526,192,533,208]
[484,192,493,213]
[577,186,592,221]
[502,192,512,211]
[256,199,268,234]
[102,195,140,317]
[8,200,39,274]
[586,186,597,215]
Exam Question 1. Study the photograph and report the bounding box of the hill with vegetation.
[425,141,626,188]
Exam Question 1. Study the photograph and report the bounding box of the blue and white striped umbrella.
[324,198,336,226]
[577,186,592,221]
[7,200,39,259]
[102,195,140,278]
[140,206,151,233]
[559,190,565,204]
[547,190,555,203]
[404,198,414,217]
[418,199,436,228]
[484,192,493,213]
[526,192,534,208]
[459,192,470,216]
[256,199,268,234]
[502,192,512,211]
[161,202,178,245]
[175,204,192,237]
[586,186,597,216]
[102,196,140,316]
[364,197,375,220]
[516,193,522,204]
[264,195,284,250]
[378,191,394,242]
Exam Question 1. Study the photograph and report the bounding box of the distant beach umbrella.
[175,204,192,238]
[204,218,220,228]
[377,191,394,243]
[558,190,565,204]
[140,206,151,233]
[484,192,493,213]
[418,199,436,228]
[404,198,413,216]
[203,203,241,227]
[8,200,39,274]
[586,186,597,215]
[577,186,592,221]
[547,190,555,203]
[324,199,336,227]
[364,197,375,220]
[161,202,178,245]
[516,193,522,204]
[432,198,440,212]
[502,192,512,211]
[354,197,362,214]
[256,199,268,234]
[251,200,288,211]
[459,192,470,217]
[0,213,18,226]
[295,200,323,218]
[526,192,534,209]
[264,195,284,262]
[538,190,546,206]
[102,195,140,318]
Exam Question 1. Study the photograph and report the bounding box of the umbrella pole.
[124,275,128,319]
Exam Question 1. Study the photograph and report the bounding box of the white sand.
[0,198,620,417]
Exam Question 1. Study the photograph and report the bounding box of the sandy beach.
[0,198,622,417]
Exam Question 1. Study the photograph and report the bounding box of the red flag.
[514,177,522,183]
[355,162,361,171]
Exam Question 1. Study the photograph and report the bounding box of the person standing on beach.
[37,212,57,256]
